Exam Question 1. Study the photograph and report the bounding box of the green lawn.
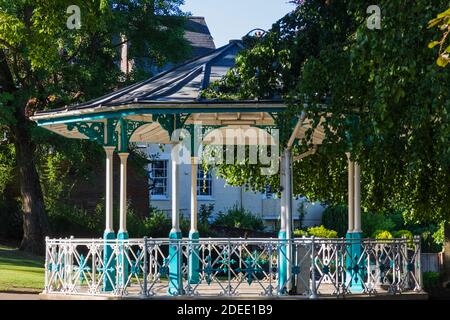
[0,245,44,292]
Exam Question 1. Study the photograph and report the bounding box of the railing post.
[415,235,423,291]
[401,236,409,290]
[268,238,273,296]
[63,238,70,291]
[143,237,148,297]
[227,239,232,296]
[310,236,318,299]
[44,237,49,293]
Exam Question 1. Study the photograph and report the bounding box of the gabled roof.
[184,16,216,58]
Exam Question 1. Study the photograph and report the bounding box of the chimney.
[120,35,132,75]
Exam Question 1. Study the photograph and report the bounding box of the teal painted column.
[283,149,294,293]
[169,230,183,295]
[188,231,200,284]
[278,231,287,294]
[345,159,364,293]
[345,154,354,289]
[168,153,183,295]
[349,232,364,293]
[117,152,129,289]
[277,152,287,294]
[188,157,200,285]
[117,231,129,288]
[103,146,116,292]
[103,231,116,292]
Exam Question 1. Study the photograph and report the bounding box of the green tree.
[428,5,450,285]
[207,0,450,283]
[0,0,190,253]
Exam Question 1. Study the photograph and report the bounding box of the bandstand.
[31,38,423,299]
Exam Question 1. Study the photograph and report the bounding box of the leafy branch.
[428,8,450,67]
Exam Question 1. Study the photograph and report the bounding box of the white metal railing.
[43,236,423,298]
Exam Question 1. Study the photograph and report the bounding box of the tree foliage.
[428,8,450,67]
[208,0,450,228]
[0,0,190,253]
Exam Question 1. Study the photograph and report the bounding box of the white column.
[346,153,354,233]
[284,149,293,291]
[118,152,129,234]
[280,153,286,233]
[285,149,293,240]
[190,157,198,233]
[104,146,115,234]
[171,155,180,233]
[353,162,361,233]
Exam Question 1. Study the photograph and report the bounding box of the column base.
[188,231,200,285]
[346,232,365,293]
[278,231,287,295]
[168,230,183,295]
[117,231,129,240]
[103,231,116,292]
[117,231,129,289]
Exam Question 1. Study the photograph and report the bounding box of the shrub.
[297,201,307,230]
[142,209,172,238]
[293,229,309,237]
[213,204,265,231]
[307,225,338,238]
[432,222,444,248]
[393,229,415,248]
[372,230,393,239]
[126,209,147,237]
[393,229,413,240]
[421,230,442,253]
[322,204,398,238]
[362,212,396,238]
[321,204,347,237]
[423,272,440,289]
[199,204,214,225]
[48,204,103,238]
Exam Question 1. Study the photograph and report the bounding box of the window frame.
[149,159,169,200]
[197,165,214,200]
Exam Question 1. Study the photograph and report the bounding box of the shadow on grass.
[0,247,44,269]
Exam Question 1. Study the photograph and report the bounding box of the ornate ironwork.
[43,237,423,298]
[153,114,190,137]
[67,122,105,145]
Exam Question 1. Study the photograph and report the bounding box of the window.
[197,165,213,198]
[150,160,168,198]
[263,185,275,200]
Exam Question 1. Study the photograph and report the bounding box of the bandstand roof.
[31,37,325,148]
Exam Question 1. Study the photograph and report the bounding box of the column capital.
[104,146,116,154]
[118,152,130,159]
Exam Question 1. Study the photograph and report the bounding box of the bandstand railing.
[43,236,423,298]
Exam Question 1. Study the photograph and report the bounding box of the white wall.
[144,144,324,231]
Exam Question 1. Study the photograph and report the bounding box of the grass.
[0,245,44,292]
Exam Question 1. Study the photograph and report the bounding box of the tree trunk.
[13,118,49,255]
[2,48,49,255]
[443,220,450,288]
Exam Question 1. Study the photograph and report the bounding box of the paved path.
[0,293,40,300]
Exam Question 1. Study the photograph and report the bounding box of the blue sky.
[181,0,295,47]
